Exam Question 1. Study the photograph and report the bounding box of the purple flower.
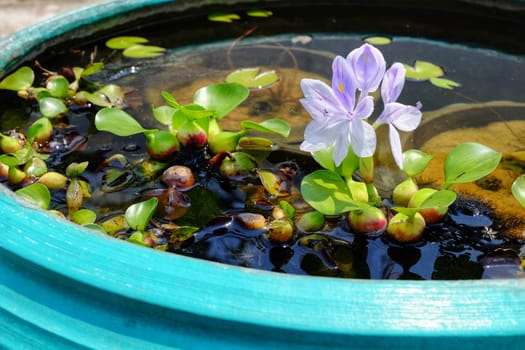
[374,63,422,169]
[299,46,387,166]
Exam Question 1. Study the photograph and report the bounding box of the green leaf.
[246,9,273,17]
[0,66,34,91]
[403,60,444,81]
[391,206,420,217]
[161,90,181,108]
[81,84,125,107]
[38,97,68,118]
[125,197,158,231]
[151,105,177,125]
[27,117,52,142]
[420,189,457,208]
[208,13,240,23]
[312,146,336,171]
[106,36,149,50]
[95,108,151,136]
[226,68,278,89]
[240,119,290,137]
[15,183,51,210]
[83,223,107,235]
[511,174,525,208]
[72,209,97,225]
[279,200,296,219]
[81,62,104,77]
[127,231,149,246]
[46,76,69,98]
[66,161,89,178]
[402,149,433,177]
[363,36,392,46]
[123,44,166,58]
[300,170,362,215]
[429,77,461,90]
[193,83,249,119]
[444,142,502,188]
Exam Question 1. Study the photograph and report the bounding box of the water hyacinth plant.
[299,43,522,242]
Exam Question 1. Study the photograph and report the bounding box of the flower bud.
[387,212,426,242]
[407,188,448,224]
[176,121,207,148]
[348,206,387,234]
[145,130,180,161]
[392,177,418,207]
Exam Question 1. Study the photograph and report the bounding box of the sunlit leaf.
[420,189,457,208]
[402,149,433,177]
[511,174,525,208]
[279,200,296,219]
[151,105,177,125]
[240,119,290,137]
[106,36,148,50]
[444,142,502,188]
[27,117,52,142]
[125,197,159,231]
[127,231,149,246]
[46,76,69,98]
[81,62,104,77]
[15,183,51,210]
[95,108,151,136]
[363,36,392,45]
[0,66,34,91]
[38,97,68,118]
[123,44,166,58]
[300,170,362,215]
[208,13,240,23]
[429,77,461,90]
[403,60,444,81]
[226,68,278,89]
[66,161,89,178]
[72,209,97,225]
[194,82,249,119]
[246,9,273,17]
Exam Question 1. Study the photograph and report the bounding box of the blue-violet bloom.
[374,62,422,170]
[299,46,386,166]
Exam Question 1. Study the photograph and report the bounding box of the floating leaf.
[15,183,51,210]
[226,68,278,89]
[95,108,151,136]
[81,62,104,77]
[246,9,273,17]
[444,142,502,188]
[240,119,290,137]
[72,209,97,225]
[402,149,433,177]
[194,82,249,119]
[429,77,461,90]
[125,197,159,232]
[300,170,362,215]
[123,44,166,58]
[403,60,444,81]
[78,84,125,108]
[106,36,149,50]
[46,76,69,98]
[511,174,525,208]
[38,97,68,118]
[208,13,240,23]
[0,66,34,91]
[363,36,392,45]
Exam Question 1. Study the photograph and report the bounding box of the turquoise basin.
[1,1,524,349]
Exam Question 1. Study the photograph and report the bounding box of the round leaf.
[95,108,150,136]
[363,36,392,46]
[444,142,502,188]
[0,66,34,91]
[420,189,457,209]
[300,170,362,215]
[246,9,273,18]
[403,60,444,81]
[123,45,166,58]
[152,105,177,125]
[193,83,249,119]
[72,209,97,225]
[125,197,159,231]
[511,174,525,208]
[39,97,68,118]
[226,68,278,89]
[208,13,240,23]
[106,36,148,50]
[240,119,290,137]
[15,183,51,210]
[402,149,433,177]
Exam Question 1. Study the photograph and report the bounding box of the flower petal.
[346,43,386,94]
[381,63,406,104]
[300,118,341,152]
[300,79,342,120]
[349,119,376,158]
[331,56,356,111]
[353,95,374,120]
[388,124,404,169]
[332,123,351,166]
[376,102,422,132]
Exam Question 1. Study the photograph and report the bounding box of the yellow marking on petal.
[338,82,344,93]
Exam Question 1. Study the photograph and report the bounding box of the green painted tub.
[1,1,524,349]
